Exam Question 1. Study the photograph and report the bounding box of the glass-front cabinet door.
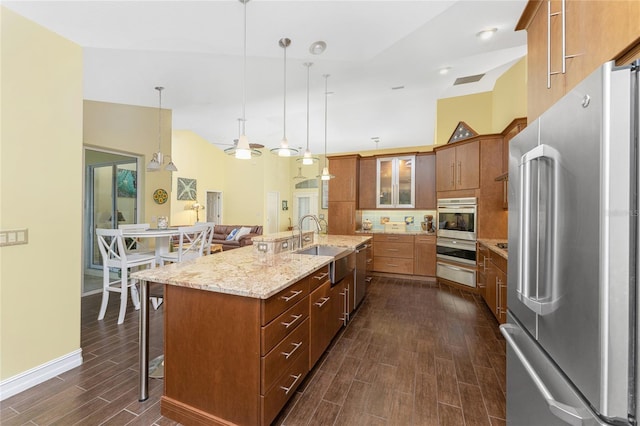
[376,155,415,208]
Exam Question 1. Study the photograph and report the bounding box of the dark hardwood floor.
[1,276,505,426]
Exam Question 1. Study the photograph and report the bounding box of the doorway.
[83,149,142,295]
[293,190,319,231]
[205,191,223,224]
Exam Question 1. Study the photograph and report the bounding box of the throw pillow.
[225,228,239,241]
[234,226,253,241]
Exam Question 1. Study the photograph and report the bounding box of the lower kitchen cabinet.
[162,269,340,426]
[373,233,414,275]
[414,235,436,276]
[479,243,507,324]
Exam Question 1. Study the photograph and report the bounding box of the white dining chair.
[118,223,153,255]
[159,224,209,265]
[195,221,215,255]
[96,228,156,324]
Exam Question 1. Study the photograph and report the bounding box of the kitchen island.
[132,234,371,426]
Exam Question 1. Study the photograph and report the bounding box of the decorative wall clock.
[153,188,168,204]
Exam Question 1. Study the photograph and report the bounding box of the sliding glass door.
[84,149,141,295]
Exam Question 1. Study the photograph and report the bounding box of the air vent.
[391,85,405,90]
[453,73,485,85]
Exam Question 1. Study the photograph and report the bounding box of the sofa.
[211,225,263,251]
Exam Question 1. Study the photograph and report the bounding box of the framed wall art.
[177,177,197,201]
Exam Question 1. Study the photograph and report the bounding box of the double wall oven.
[436,197,477,288]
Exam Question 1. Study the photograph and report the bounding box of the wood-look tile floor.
[1,276,505,426]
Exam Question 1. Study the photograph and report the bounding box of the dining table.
[120,227,182,402]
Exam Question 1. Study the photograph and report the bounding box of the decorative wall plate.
[153,188,168,204]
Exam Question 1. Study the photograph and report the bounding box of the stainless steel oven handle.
[500,324,593,426]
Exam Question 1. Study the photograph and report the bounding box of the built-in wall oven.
[437,197,477,241]
[436,197,477,288]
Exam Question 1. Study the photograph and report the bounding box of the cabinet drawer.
[262,297,309,355]
[491,252,507,273]
[374,241,414,259]
[261,277,309,325]
[414,235,435,245]
[373,256,414,274]
[373,233,414,244]
[308,265,331,292]
[261,346,309,426]
[261,318,309,394]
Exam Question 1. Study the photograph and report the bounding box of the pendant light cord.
[241,0,247,135]
[283,41,287,140]
[323,74,330,167]
[156,86,163,153]
[306,63,311,150]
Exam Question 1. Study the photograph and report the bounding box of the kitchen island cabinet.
[132,235,370,426]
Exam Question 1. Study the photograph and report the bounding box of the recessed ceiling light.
[309,41,327,55]
[439,67,451,75]
[477,28,497,40]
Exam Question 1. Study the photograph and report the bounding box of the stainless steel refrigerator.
[503,61,639,425]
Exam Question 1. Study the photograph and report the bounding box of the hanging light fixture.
[147,86,178,172]
[235,0,252,160]
[298,62,319,166]
[318,74,335,181]
[224,118,263,157]
[293,167,307,180]
[271,38,298,157]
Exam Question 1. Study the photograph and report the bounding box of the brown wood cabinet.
[435,140,479,192]
[414,234,436,276]
[518,0,640,122]
[373,233,414,275]
[415,152,437,209]
[358,156,377,209]
[477,136,507,240]
[479,244,508,324]
[327,154,359,202]
[328,154,359,235]
[162,269,342,426]
[476,243,489,297]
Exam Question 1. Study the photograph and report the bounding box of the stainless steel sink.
[296,245,355,284]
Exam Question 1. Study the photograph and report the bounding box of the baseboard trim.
[0,349,83,401]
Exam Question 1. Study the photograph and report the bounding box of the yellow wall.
[1,7,83,379]
[492,57,527,132]
[435,91,494,145]
[84,100,173,227]
[434,58,527,144]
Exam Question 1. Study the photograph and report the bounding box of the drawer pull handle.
[314,296,330,307]
[281,290,302,302]
[386,248,399,252]
[365,277,372,283]
[313,272,329,280]
[280,373,302,395]
[387,263,398,267]
[281,314,302,329]
[281,341,303,359]
[366,259,373,264]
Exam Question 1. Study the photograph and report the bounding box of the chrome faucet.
[299,214,321,248]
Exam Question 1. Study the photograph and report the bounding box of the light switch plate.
[0,229,28,247]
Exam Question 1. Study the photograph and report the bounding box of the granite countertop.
[477,238,508,259]
[131,234,372,299]
[355,229,436,236]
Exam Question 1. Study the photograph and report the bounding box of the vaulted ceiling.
[3,0,528,154]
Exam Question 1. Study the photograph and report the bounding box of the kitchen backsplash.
[359,210,436,232]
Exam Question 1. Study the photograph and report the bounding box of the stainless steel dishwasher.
[355,243,368,307]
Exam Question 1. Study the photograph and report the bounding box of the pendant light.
[298,62,319,165]
[270,38,298,157]
[235,0,252,160]
[224,118,262,157]
[293,167,307,180]
[318,74,334,180]
[147,86,178,172]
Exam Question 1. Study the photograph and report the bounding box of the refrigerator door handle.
[518,144,562,315]
[500,324,594,426]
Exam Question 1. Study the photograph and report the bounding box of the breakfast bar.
[132,234,371,425]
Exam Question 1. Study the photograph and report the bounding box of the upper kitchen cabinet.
[435,140,479,192]
[517,0,640,122]
[358,156,377,210]
[376,155,415,208]
[415,153,436,209]
[327,154,359,202]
